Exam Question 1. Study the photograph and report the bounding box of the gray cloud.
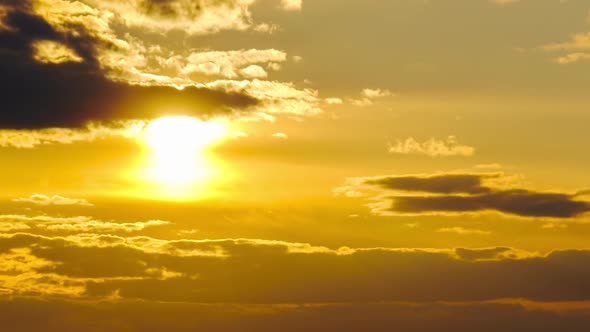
[0,2,259,129]
[344,173,590,219]
[1,297,589,332]
[1,233,590,304]
[367,174,495,195]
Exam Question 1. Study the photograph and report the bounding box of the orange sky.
[1,0,590,330]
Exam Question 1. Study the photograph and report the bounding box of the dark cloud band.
[0,4,258,129]
[356,173,590,219]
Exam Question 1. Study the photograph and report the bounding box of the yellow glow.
[136,116,228,199]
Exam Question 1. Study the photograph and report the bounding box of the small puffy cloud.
[340,172,590,219]
[388,136,475,157]
[350,88,394,107]
[175,49,287,79]
[32,40,83,64]
[280,0,303,11]
[12,194,93,207]
[361,88,392,99]
[240,65,268,79]
[325,97,343,105]
[272,132,289,139]
[437,227,491,236]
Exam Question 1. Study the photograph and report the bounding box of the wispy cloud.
[12,194,93,207]
[388,136,475,157]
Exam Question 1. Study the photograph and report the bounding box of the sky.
[1,0,590,330]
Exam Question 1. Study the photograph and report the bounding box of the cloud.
[349,88,394,107]
[324,97,343,105]
[365,173,495,195]
[0,1,320,130]
[388,136,475,157]
[340,172,590,219]
[12,194,93,206]
[0,5,259,129]
[437,227,491,236]
[3,298,590,332]
[0,214,169,233]
[555,52,590,64]
[5,233,590,306]
[0,223,30,232]
[0,122,144,148]
[361,88,392,99]
[280,0,303,11]
[272,132,289,139]
[240,65,268,78]
[82,0,297,34]
[0,233,590,329]
[171,49,287,79]
[32,40,83,64]
[542,32,590,64]
[39,219,170,233]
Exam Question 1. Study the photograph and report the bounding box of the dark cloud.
[367,174,494,194]
[0,3,258,129]
[1,298,589,332]
[390,190,590,218]
[358,173,590,219]
[3,233,590,303]
[455,247,515,260]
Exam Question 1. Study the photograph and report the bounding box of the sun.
[137,116,228,198]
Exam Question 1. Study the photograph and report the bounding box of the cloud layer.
[0,0,319,131]
[340,172,590,219]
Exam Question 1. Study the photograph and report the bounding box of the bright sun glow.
[138,116,228,199]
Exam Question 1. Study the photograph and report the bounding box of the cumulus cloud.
[0,0,320,130]
[240,65,268,78]
[388,136,475,157]
[339,172,590,219]
[12,194,93,206]
[170,49,286,79]
[349,88,394,107]
[83,0,297,34]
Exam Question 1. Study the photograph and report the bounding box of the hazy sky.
[1,0,590,330]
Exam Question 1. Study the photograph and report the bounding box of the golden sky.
[1,0,590,330]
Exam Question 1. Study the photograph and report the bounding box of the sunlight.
[137,116,228,199]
